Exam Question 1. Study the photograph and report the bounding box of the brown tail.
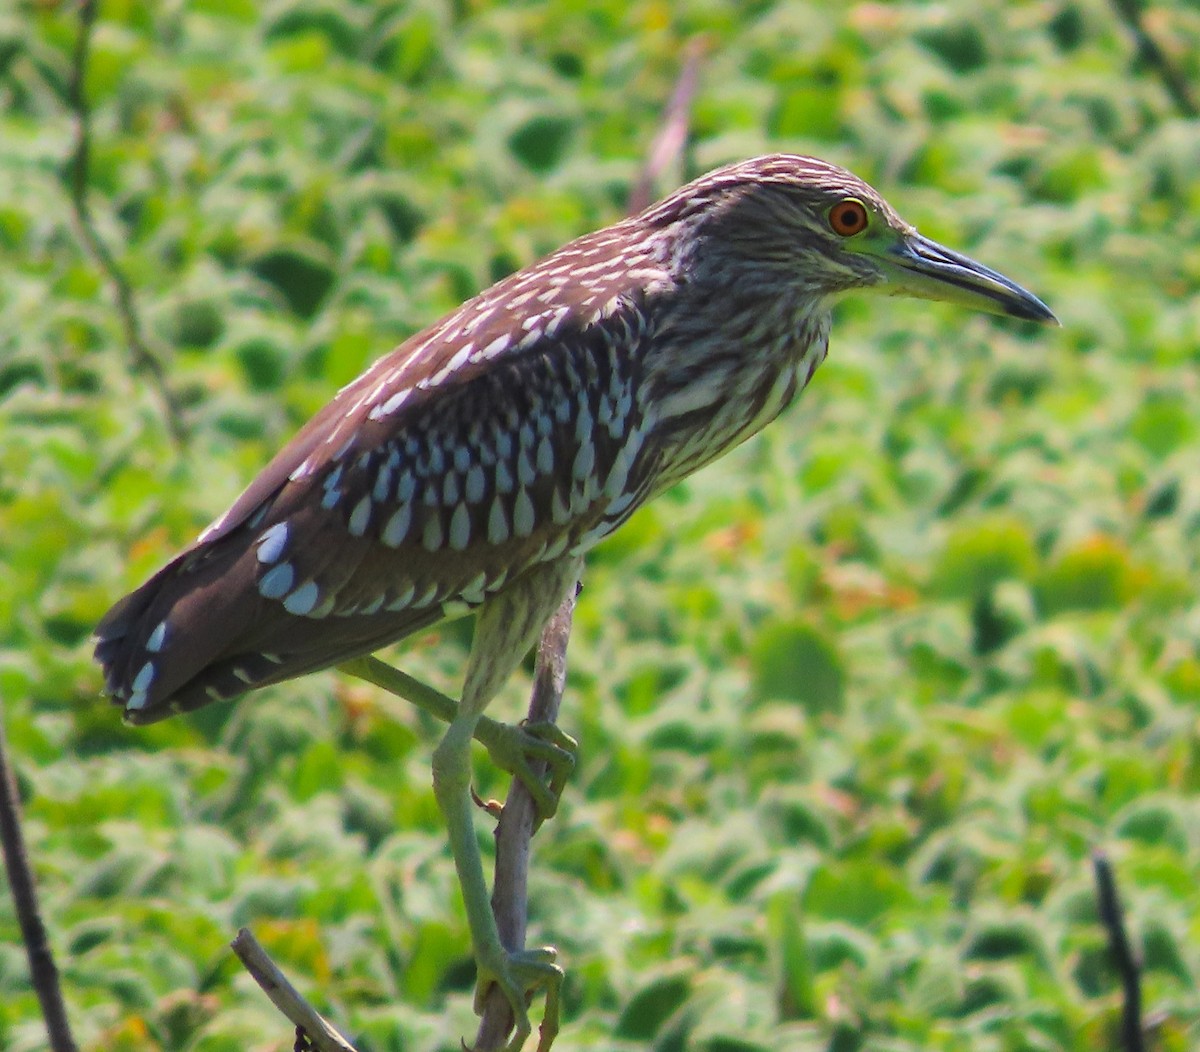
[94,539,444,724]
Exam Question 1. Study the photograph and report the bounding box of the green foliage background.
[2,1,1200,1049]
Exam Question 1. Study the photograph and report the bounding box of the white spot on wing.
[481,334,510,358]
[284,581,320,616]
[373,461,394,502]
[513,488,535,537]
[465,465,485,504]
[146,620,168,653]
[460,572,487,604]
[256,522,289,564]
[487,497,510,544]
[259,563,295,599]
[537,436,554,474]
[386,584,416,611]
[396,470,415,502]
[449,503,471,550]
[382,504,412,547]
[605,440,636,500]
[574,404,593,443]
[411,583,439,608]
[517,450,535,487]
[573,442,595,481]
[551,487,571,525]
[321,465,344,509]
[348,497,372,537]
[132,661,155,693]
[372,387,411,419]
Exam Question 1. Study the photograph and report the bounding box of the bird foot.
[474,944,562,1052]
[475,719,577,827]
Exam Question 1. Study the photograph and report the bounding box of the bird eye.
[828,199,869,237]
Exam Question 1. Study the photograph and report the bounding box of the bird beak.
[876,232,1058,325]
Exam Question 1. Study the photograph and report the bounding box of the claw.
[474,945,562,1052]
[471,784,505,820]
[475,719,578,828]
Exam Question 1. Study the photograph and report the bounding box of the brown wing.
[95,225,668,722]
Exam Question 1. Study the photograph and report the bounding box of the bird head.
[656,154,1058,326]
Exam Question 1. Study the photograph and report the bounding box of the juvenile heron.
[95,154,1055,1050]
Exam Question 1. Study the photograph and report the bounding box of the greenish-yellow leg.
[430,557,581,1051]
[339,655,577,821]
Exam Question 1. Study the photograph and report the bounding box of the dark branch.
[0,711,79,1052]
[1107,0,1198,119]
[1092,850,1145,1052]
[65,0,187,446]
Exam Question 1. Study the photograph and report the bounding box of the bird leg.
[429,558,582,1051]
[338,655,576,822]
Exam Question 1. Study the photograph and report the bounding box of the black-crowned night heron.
[95,154,1056,1051]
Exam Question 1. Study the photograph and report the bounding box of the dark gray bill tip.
[1000,289,1059,326]
[890,234,1059,327]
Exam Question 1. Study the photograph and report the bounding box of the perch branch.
[230,929,359,1052]
[0,711,79,1052]
[1092,850,1145,1052]
[65,0,187,446]
[473,587,578,1051]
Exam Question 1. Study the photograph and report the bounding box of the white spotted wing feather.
[94,225,666,721]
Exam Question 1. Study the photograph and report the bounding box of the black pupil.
[838,206,860,229]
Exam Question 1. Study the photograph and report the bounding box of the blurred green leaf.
[750,619,844,714]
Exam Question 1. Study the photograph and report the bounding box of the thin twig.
[1092,850,1145,1052]
[474,586,578,1052]
[1107,0,1198,119]
[0,711,79,1052]
[65,0,187,446]
[627,37,707,214]
[230,929,359,1052]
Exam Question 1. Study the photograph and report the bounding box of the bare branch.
[230,929,359,1052]
[1107,0,1198,119]
[1092,850,1145,1052]
[474,586,578,1052]
[0,710,79,1052]
[65,0,188,446]
[627,37,707,214]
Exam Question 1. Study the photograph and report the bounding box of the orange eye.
[828,199,869,237]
